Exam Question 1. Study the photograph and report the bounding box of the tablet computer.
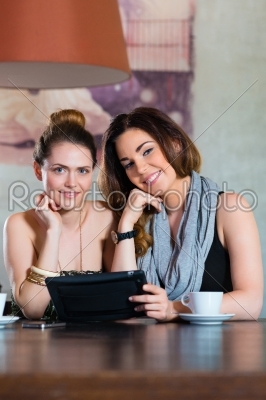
[45,270,147,322]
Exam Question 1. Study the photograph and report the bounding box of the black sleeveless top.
[200,221,233,293]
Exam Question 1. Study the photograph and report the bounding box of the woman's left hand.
[129,283,173,321]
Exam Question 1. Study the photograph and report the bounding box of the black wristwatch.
[111,230,137,244]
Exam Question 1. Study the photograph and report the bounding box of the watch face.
[111,231,118,244]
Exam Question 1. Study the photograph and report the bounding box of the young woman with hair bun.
[4,109,116,320]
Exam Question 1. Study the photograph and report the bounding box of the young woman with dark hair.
[99,107,263,322]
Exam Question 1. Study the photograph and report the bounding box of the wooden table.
[0,317,266,399]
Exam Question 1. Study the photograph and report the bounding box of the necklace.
[58,210,83,272]
[79,209,83,271]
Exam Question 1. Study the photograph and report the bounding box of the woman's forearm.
[14,228,61,319]
[36,228,61,272]
[111,217,137,272]
[221,290,263,320]
[170,290,263,322]
[14,280,51,319]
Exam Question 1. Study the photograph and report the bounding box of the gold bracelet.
[31,266,59,277]
[26,271,46,286]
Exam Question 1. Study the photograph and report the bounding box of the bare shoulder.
[4,210,38,270]
[84,201,118,235]
[89,200,116,222]
[216,191,259,248]
[4,209,37,234]
[218,191,253,211]
[217,191,256,222]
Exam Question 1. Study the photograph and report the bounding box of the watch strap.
[116,230,137,242]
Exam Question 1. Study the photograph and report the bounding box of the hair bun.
[49,109,86,128]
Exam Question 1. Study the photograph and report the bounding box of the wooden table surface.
[0,317,266,399]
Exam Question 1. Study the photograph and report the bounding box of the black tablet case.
[45,270,147,322]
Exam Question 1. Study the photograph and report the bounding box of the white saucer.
[179,313,235,325]
[0,316,20,328]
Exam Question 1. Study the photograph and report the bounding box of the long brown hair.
[99,107,201,256]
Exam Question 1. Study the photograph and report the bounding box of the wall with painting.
[0,0,194,294]
[193,0,266,316]
[0,0,265,316]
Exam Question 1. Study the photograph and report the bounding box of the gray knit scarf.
[137,171,220,301]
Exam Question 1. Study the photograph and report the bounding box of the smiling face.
[115,128,179,197]
[34,142,94,210]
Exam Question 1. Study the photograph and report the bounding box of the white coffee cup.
[0,293,7,317]
[181,292,223,315]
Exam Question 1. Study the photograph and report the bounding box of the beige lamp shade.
[0,0,130,89]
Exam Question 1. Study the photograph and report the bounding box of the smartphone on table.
[22,320,66,329]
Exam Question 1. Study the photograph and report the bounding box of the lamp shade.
[0,0,130,89]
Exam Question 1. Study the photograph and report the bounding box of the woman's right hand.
[129,284,174,321]
[120,188,162,228]
[35,192,62,232]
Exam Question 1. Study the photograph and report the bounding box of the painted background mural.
[0,0,194,293]
[0,0,194,166]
